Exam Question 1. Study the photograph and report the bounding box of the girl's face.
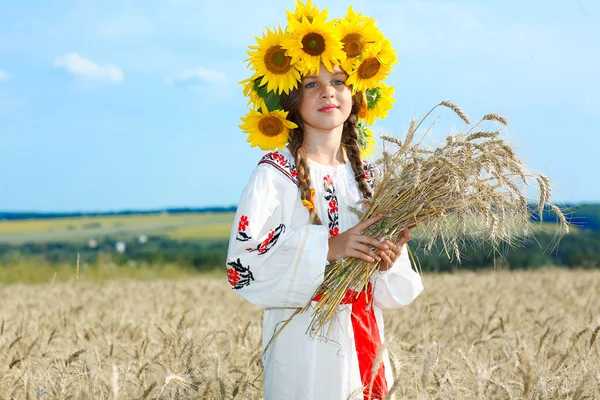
[298,64,353,133]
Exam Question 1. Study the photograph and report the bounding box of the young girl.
[227,3,423,399]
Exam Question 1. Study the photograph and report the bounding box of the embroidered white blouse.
[226,147,424,400]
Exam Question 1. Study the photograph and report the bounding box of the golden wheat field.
[0,268,599,399]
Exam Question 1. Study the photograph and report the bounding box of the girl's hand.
[378,228,411,271]
[327,215,390,263]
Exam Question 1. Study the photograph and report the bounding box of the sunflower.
[282,11,346,75]
[336,7,381,72]
[346,38,397,93]
[240,109,298,150]
[247,26,301,95]
[362,83,395,125]
[240,77,268,111]
[286,0,325,25]
[357,121,376,158]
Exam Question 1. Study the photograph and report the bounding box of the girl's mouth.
[318,104,338,112]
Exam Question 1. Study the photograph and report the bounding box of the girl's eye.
[333,80,345,86]
[305,82,318,89]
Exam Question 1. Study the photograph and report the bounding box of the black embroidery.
[323,175,340,237]
[258,151,299,187]
[247,224,285,255]
[362,160,378,192]
[236,232,251,242]
[227,258,254,289]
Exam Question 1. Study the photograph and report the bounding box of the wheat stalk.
[302,102,569,335]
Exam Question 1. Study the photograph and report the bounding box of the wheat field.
[0,268,599,399]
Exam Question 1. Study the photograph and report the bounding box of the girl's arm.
[226,165,330,308]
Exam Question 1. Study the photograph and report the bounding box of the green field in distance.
[0,212,236,244]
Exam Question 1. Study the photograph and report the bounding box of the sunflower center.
[342,33,364,58]
[258,116,285,137]
[357,57,381,79]
[301,33,326,56]
[264,45,292,75]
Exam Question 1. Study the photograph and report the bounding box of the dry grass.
[0,268,598,399]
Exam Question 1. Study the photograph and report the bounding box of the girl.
[228,3,423,399]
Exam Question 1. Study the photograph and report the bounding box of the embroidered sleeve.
[370,244,424,309]
[226,163,330,308]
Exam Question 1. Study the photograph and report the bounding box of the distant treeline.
[0,236,228,271]
[0,206,237,221]
[413,229,600,271]
[530,203,600,230]
[1,229,599,272]
[2,203,599,229]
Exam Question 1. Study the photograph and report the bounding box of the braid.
[343,93,372,200]
[289,127,323,225]
[282,89,323,225]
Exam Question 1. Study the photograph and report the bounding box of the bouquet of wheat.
[303,101,569,335]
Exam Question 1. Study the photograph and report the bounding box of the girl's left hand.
[378,228,411,271]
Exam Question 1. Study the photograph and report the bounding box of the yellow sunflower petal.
[344,5,376,25]
[356,122,377,158]
[358,125,377,159]
[362,83,395,125]
[346,38,397,93]
[247,26,301,94]
[362,131,377,158]
[282,11,346,75]
[239,109,298,150]
[286,0,326,25]
[240,77,268,111]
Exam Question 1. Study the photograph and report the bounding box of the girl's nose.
[320,86,334,98]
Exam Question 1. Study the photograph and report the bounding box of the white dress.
[226,147,424,400]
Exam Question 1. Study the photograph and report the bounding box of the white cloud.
[54,53,124,83]
[0,69,9,81]
[166,68,227,87]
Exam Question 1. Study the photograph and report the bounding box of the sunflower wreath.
[239,0,398,157]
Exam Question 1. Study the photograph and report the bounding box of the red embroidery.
[362,160,377,193]
[247,224,285,255]
[323,174,340,237]
[238,215,249,232]
[328,200,338,213]
[227,268,240,287]
[258,151,299,187]
[227,258,254,289]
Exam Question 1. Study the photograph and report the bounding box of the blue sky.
[1,0,599,212]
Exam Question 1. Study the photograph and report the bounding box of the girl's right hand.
[327,215,389,263]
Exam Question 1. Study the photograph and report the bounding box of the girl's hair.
[280,84,372,225]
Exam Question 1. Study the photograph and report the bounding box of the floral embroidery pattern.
[258,151,299,187]
[227,258,254,289]
[247,224,286,255]
[236,215,252,242]
[238,215,249,231]
[323,175,340,237]
[362,160,378,192]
